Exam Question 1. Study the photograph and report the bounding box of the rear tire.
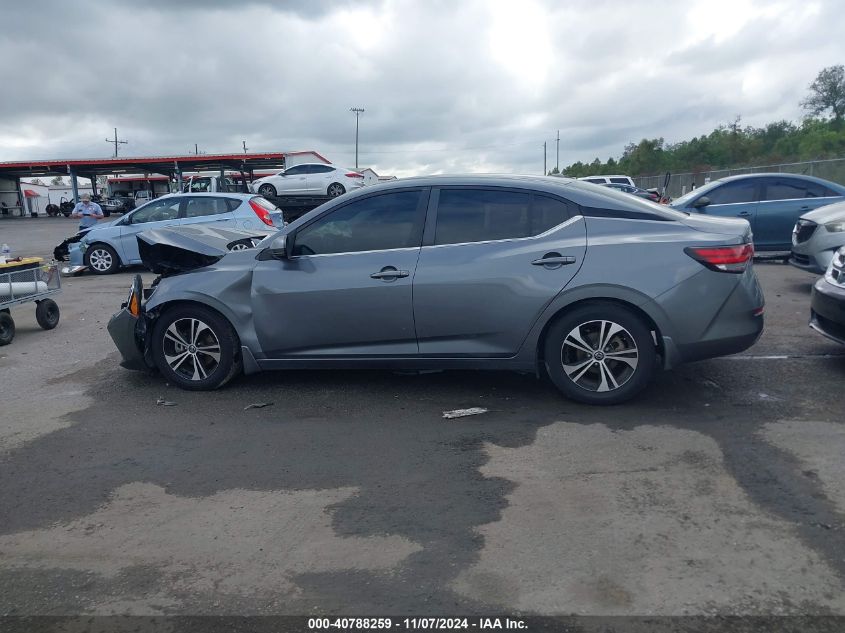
[327,182,346,198]
[84,243,120,274]
[543,303,656,405]
[0,312,14,345]
[36,299,60,330]
[258,183,277,198]
[151,304,242,391]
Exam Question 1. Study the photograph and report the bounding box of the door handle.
[532,254,576,266]
[737,211,752,217]
[370,267,409,280]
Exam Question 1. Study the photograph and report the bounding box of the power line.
[105,128,128,158]
[350,107,365,168]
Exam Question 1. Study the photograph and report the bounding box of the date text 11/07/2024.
[307,617,527,630]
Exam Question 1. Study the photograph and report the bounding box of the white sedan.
[253,163,365,199]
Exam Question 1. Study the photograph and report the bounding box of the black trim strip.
[579,205,672,221]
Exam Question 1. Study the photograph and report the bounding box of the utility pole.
[194,144,199,155]
[556,130,560,173]
[242,140,248,154]
[350,107,365,169]
[543,141,547,175]
[105,128,128,158]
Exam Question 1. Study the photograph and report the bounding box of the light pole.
[350,107,365,169]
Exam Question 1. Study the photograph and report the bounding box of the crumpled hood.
[137,225,274,276]
[80,219,121,237]
[800,200,845,224]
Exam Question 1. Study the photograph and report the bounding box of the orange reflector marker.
[128,290,141,317]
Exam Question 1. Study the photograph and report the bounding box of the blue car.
[69,193,283,274]
[670,173,845,251]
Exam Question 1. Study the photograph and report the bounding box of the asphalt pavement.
[1,217,844,618]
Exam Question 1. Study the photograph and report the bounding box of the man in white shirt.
[71,193,104,231]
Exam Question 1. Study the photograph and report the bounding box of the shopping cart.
[0,258,62,345]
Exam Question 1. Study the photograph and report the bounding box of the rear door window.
[531,195,572,233]
[184,197,232,218]
[609,177,631,184]
[764,178,838,200]
[434,189,531,245]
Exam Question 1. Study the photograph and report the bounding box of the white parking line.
[726,353,845,360]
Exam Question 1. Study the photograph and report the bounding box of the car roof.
[361,173,578,193]
[714,172,844,187]
[283,173,689,230]
[153,192,254,200]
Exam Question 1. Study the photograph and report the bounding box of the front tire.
[543,303,656,405]
[151,304,241,391]
[84,243,120,275]
[258,183,277,198]
[327,182,346,198]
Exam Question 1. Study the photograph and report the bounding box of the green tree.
[50,176,65,186]
[802,65,845,126]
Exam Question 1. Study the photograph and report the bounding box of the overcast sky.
[1,0,841,177]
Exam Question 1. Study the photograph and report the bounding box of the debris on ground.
[443,407,488,419]
[156,397,177,407]
[244,402,273,410]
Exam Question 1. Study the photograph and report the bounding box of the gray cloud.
[1,0,843,176]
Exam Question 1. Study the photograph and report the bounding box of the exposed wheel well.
[149,300,241,347]
[536,298,664,370]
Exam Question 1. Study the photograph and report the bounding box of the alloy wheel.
[162,317,221,381]
[560,319,639,392]
[328,183,345,197]
[89,248,113,272]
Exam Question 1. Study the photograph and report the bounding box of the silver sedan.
[108,175,764,405]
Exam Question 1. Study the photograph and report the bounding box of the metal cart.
[0,258,62,345]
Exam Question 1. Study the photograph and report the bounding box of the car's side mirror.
[692,196,711,208]
[268,233,289,259]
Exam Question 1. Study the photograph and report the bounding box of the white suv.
[578,175,636,187]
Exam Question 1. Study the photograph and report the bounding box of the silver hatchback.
[108,175,764,404]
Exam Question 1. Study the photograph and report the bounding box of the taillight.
[345,172,364,178]
[249,199,274,226]
[685,244,754,273]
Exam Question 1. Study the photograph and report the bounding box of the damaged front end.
[54,231,90,276]
[108,225,273,372]
[136,225,272,277]
[107,273,153,371]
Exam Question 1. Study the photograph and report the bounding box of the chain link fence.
[633,157,845,198]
